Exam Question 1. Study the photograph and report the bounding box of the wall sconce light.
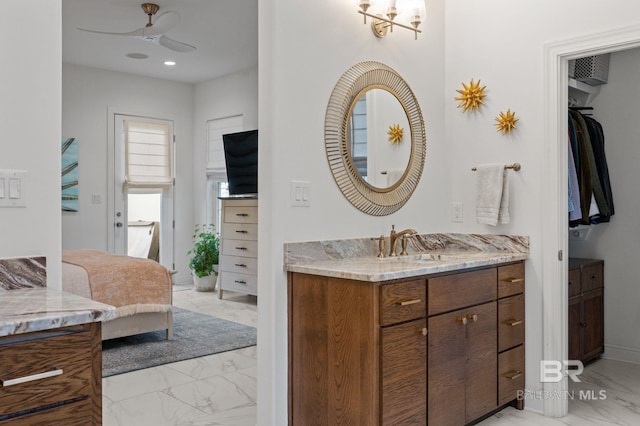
[358,0,425,40]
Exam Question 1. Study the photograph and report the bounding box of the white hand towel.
[476,164,510,226]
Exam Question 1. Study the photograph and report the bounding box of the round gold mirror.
[325,61,426,216]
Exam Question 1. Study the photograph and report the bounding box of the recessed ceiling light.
[126,53,149,59]
[164,61,176,66]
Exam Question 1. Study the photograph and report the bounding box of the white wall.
[61,64,195,284]
[0,1,62,287]
[569,48,640,363]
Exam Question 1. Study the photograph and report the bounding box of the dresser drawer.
[0,325,95,416]
[220,255,258,275]
[498,294,525,352]
[498,345,525,406]
[568,268,581,298]
[222,239,258,258]
[498,263,524,299]
[582,262,603,293]
[221,223,258,241]
[0,398,93,426]
[380,280,426,326]
[220,271,257,294]
[224,206,258,224]
[428,268,497,315]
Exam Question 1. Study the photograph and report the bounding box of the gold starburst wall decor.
[387,124,404,144]
[495,109,519,135]
[455,78,487,112]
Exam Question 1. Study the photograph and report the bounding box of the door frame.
[107,107,176,267]
[542,24,640,417]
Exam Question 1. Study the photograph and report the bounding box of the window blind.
[125,120,173,190]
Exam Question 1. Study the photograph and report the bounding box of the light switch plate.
[0,170,26,208]
[452,202,463,223]
[291,180,311,207]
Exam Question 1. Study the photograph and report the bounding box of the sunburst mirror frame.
[325,61,426,216]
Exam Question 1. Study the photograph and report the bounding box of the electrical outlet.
[452,202,463,223]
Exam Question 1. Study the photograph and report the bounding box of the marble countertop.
[0,288,116,337]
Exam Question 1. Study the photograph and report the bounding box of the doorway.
[543,24,640,418]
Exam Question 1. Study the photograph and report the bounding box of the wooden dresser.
[219,198,258,299]
[288,261,525,425]
[0,322,102,425]
[568,258,604,364]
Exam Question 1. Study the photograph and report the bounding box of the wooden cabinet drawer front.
[0,326,93,416]
[381,319,427,425]
[498,345,525,406]
[220,255,257,275]
[380,280,426,326]
[0,398,94,426]
[220,271,257,294]
[222,239,258,258]
[222,223,257,241]
[498,294,525,352]
[568,268,581,298]
[428,268,497,315]
[582,263,603,293]
[498,262,525,298]
[224,206,258,224]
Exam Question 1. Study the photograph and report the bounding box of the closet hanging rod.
[471,163,521,172]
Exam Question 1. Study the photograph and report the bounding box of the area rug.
[102,307,257,377]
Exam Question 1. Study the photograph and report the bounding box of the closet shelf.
[569,77,601,107]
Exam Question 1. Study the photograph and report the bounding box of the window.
[349,94,368,177]
[125,120,173,190]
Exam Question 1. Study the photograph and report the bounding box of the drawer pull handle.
[396,299,421,306]
[235,280,247,285]
[234,263,248,268]
[235,247,248,251]
[591,275,597,280]
[235,230,249,234]
[507,319,523,326]
[568,281,573,286]
[1,368,63,387]
[236,213,249,217]
[505,370,522,380]
[456,317,468,325]
[416,327,428,336]
[466,314,478,322]
[505,277,524,283]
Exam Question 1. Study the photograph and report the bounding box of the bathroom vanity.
[285,234,528,425]
[0,288,115,425]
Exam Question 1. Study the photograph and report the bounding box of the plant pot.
[193,271,217,292]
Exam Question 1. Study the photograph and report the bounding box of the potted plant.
[187,224,220,291]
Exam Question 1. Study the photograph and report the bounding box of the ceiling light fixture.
[164,61,176,66]
[358,0,425,40]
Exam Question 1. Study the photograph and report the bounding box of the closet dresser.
[218,197,258,299]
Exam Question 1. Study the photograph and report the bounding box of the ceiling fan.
[77,3,196,53]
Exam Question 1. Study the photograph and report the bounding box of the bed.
[62,249,173,340]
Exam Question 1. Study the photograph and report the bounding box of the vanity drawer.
[498,263,525,299]
[498,294,525,352]
[0,398,92,425]
[222,239,258,258]
[224,206,258,224]
[220,255,257,275]
[498,345,525,406]
[568,268,581,298]
[582,262,603,293]
[380,279,426,326]
[222,222,258,241]
[428,268,496,315]
[220,271,257,294]
[0,324,95,417]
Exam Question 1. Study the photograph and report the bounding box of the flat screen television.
[223,129,258,196]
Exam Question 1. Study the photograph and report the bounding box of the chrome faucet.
[389,225,418,257]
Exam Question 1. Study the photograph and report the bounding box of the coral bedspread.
[62,249,171,310]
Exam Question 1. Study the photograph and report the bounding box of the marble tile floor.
[103,285,258,426]
[105,286,637,425]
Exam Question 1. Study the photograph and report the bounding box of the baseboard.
[602,343,640,365]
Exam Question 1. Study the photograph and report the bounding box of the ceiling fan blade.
[77,27,144,37]
[156,35,196,52]
[144,11,180,36]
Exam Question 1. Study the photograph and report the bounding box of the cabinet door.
[381,319,427,425]
[428,308,467,426]
[465,302,498,423]
[582,289,604,362]
[568,296,582,362]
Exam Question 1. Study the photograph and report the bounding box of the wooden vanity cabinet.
[0,322,102,425]
[568,258,604,364]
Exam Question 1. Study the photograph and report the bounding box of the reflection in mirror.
[347,89,411,188]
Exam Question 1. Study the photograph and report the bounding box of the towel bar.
[471,163,521,172]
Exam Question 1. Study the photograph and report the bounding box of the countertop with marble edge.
[0,288,116,338]
[284,233,529,282]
